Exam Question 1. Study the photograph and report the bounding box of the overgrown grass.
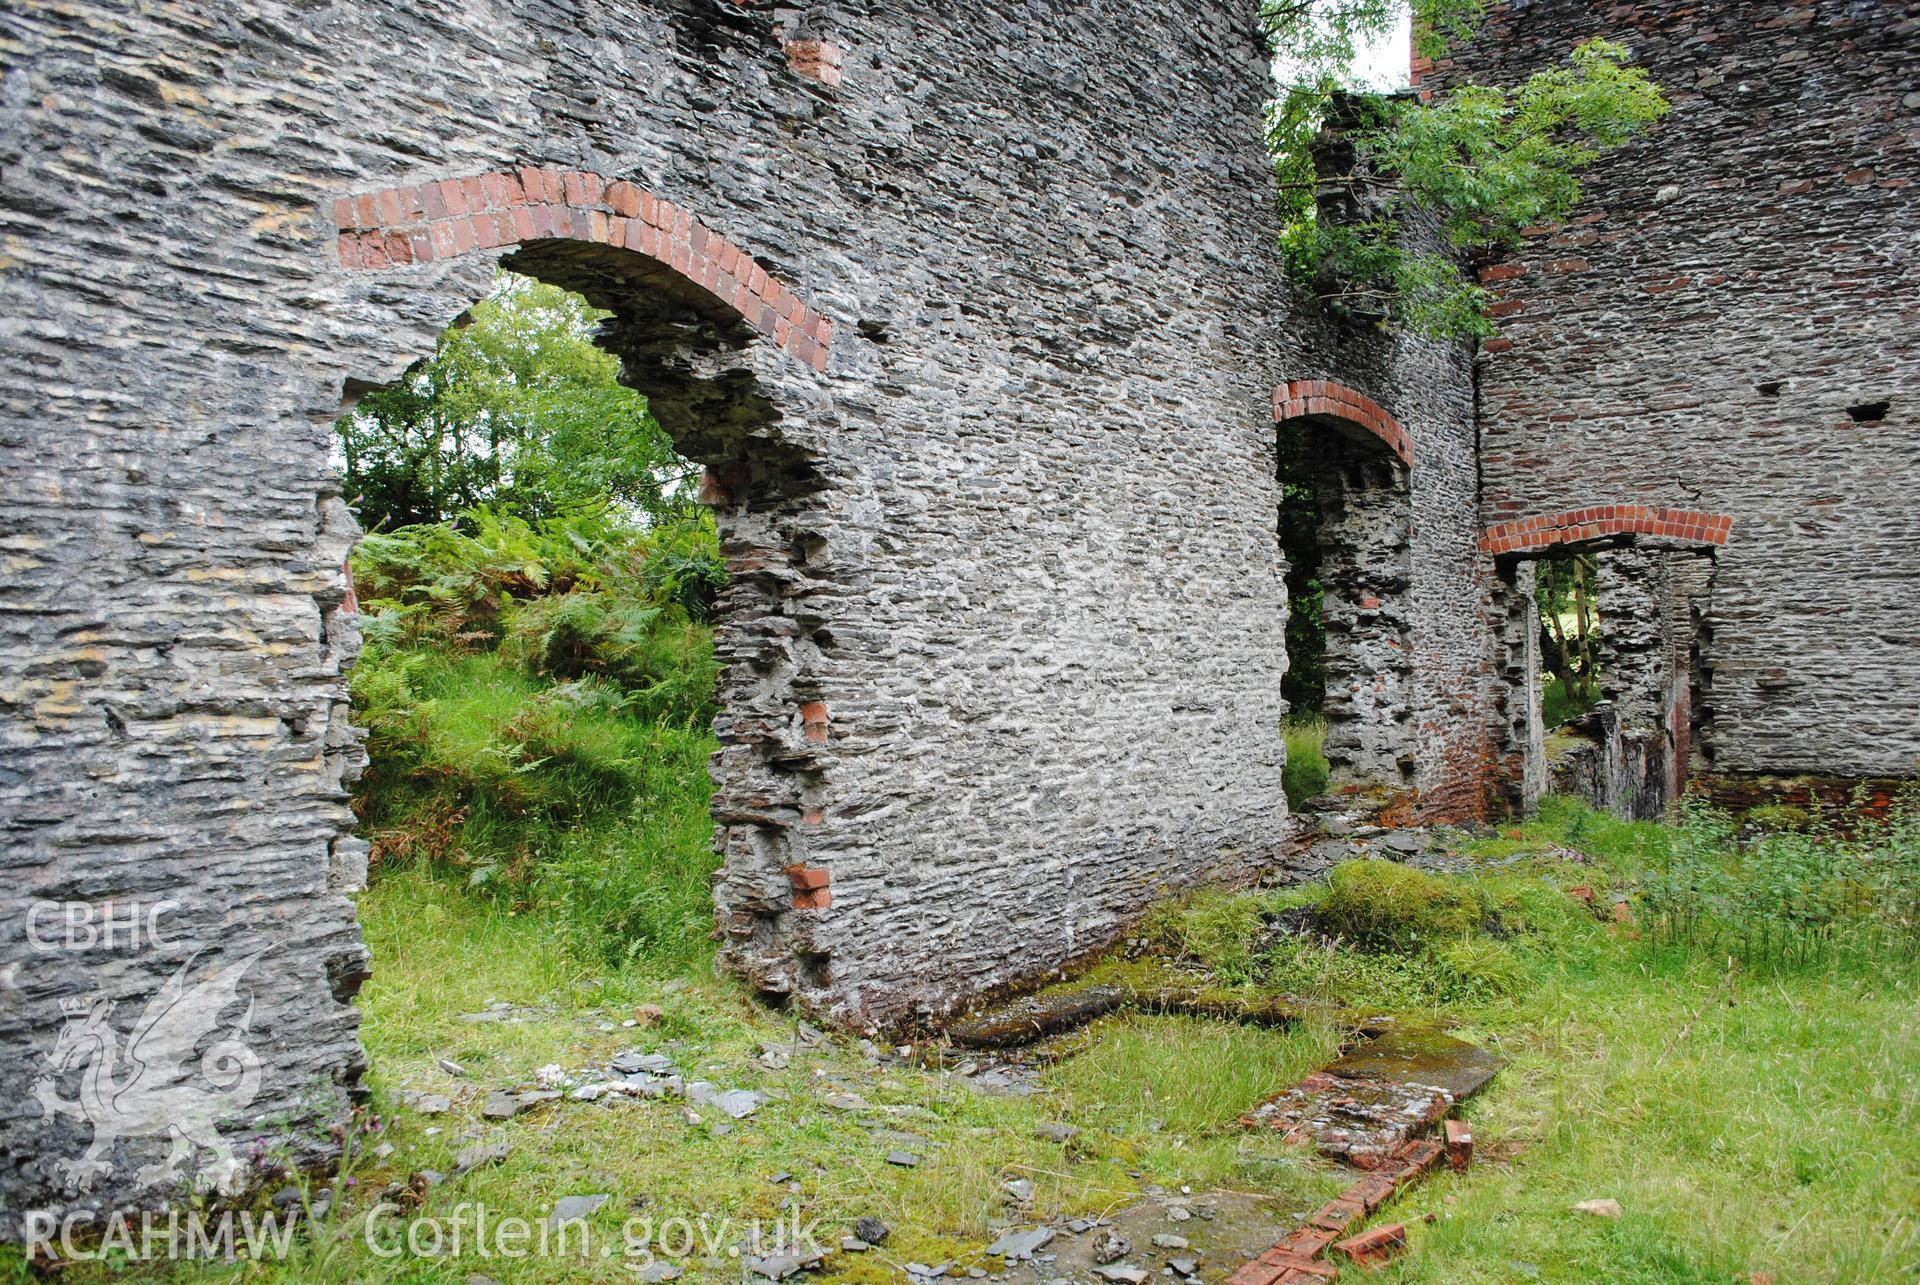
[349,504,724,967]
[1121,793,1920,1279]
[23,873,1346,1283]
[1639,797,1920,974]
[1283,713,1329,810]
[19,796,1920,1282]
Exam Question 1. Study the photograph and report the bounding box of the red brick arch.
[1479,505,1732,555]
[332,167,834,371]
[1273,380,1412,467]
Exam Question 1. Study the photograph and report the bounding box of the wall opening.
[1534,552,1603,731]
[1489,527,1720,820]
[337,230,842,1012]
[334,266,731,964]
[1276,411,1413,812]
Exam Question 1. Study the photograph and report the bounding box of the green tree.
[1265,1,1668,337]
[1536,553,1600,725]
[337,273,694,530]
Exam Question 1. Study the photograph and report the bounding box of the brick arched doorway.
[337,167,845,1008]
[1482,506,1731,818]
[1274,381,1415,807]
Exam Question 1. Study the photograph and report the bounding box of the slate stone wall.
[0,0,1502,1224]
[1274,342,1492,826]
[1269,370,1499,825]
[1427,0,1920,779]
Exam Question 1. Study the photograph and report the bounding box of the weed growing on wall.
[1264,2,1669,336]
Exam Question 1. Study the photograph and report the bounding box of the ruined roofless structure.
[1,0,1914,1228]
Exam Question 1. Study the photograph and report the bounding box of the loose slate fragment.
[985,1226,1054,1260]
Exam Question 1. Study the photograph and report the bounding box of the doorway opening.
[1494,537,1717,820]
[336,268,730,970]
[1275,409,1414,812]
[336,230,839,1011]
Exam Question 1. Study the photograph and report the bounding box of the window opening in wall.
[334,268,729,971]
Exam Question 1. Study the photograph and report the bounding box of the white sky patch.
[1352,12,1412,90]
[1272,8,1412,93]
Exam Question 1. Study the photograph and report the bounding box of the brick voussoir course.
[1478,505,1733,553]
[336,170,834,369]
[1274,378,1414,467]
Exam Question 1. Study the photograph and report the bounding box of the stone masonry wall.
[1427,0,1920,779]
[0,0,1498,1226]
[1270,360,1495,826]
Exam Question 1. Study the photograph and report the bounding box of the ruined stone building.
[1,0,1914,1226]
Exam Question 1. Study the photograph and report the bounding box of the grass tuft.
[1283,714,1329,810]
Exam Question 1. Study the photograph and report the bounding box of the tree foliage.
[337,273,693,530]
[1536,553,1600,726]
[1264,0,1669,337]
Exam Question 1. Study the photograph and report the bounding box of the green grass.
[17,790,1919,1282]
[22,872,1343,1283]
[1283,713,1329,810]
[345,503,725,969]
[1540,674,1598,729]
[352,645,717,969]
[1137,796,1920,1280]
[1044,795,1920,1280]
[1385,965,1920,1283]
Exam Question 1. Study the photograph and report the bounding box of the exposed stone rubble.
[1242,1028,1500,1170]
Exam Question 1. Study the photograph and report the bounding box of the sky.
[1352,12,1413,90]
[1273,8,1414,93]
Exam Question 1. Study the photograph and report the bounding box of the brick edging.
[1479,505,1732,555]
[332,168,834,372]
[1226,1137,1447,1285]
[1273,380,1413,468]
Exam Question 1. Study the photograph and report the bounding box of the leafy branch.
[1264,1,1669,338]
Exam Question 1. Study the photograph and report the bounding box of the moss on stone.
[1743,802,1813,831]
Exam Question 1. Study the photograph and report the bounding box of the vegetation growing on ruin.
[266,244,1919,1285]
[339,272,725,968]
[1264,1,1670,336]
[1315,858,1481,949]
[37,798,1911,1283]
[1535,553,1602,726]
[1282,714,1329,808]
